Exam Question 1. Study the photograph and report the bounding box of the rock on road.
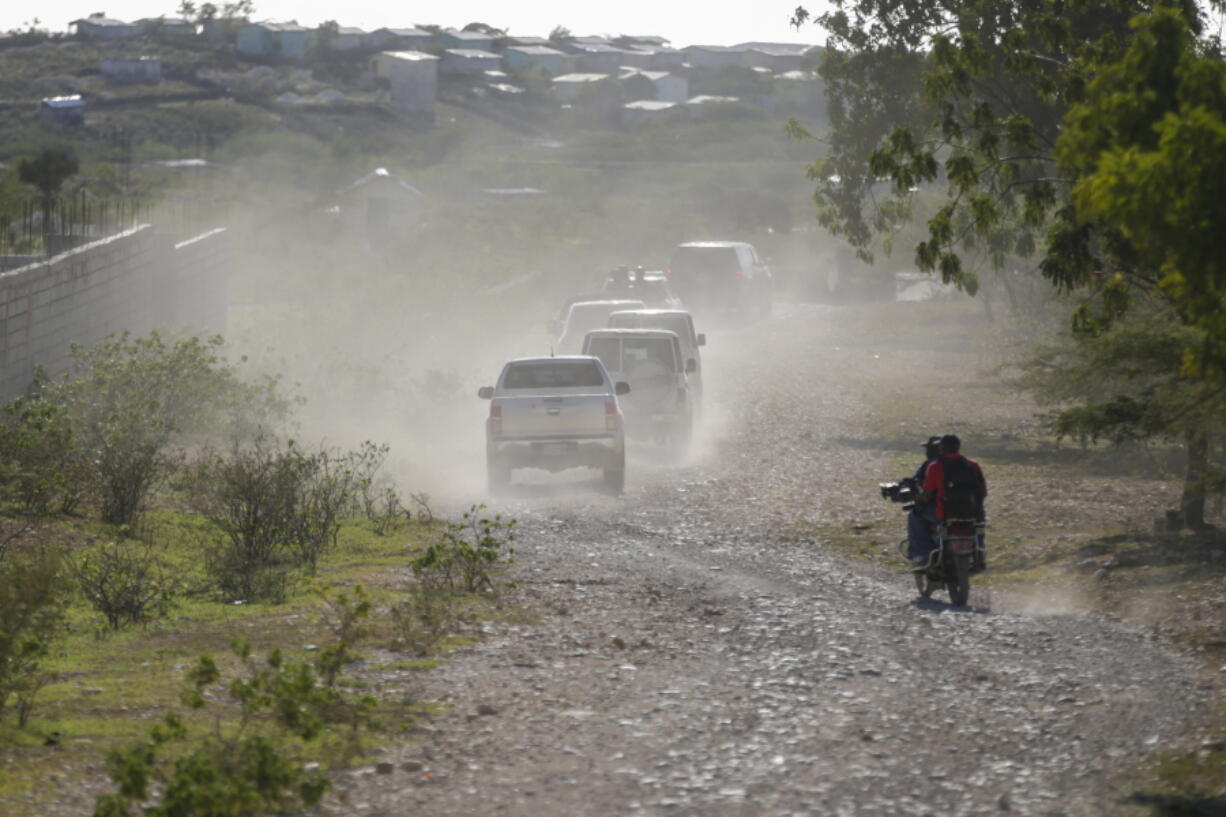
[337,304,1206,817]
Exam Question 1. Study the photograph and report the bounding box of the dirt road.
[337,304,1209,816]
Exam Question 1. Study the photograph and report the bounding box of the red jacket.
[922,453,987,520]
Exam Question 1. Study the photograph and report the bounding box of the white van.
[581,328,692,451]
[555,299,645,355]
[606,309,704,413]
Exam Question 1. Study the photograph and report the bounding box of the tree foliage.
[794,0,1226,525]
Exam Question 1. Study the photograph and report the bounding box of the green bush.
[184,437,387,600]
[0,527,69,726]
[0,331,289,527]
[410,504,516,595]
[71,540,175,631]
[94,632,376,817]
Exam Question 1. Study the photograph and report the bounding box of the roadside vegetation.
[0,330,517,817]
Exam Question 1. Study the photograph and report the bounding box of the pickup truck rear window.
[503,361,606,389]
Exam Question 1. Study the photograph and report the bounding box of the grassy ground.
[804,298,1226,812]
[0,507,508,816]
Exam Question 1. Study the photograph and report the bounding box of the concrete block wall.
[0,224,230,403]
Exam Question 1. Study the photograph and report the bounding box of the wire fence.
[0,192,219,270]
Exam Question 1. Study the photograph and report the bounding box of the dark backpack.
[942,456,980,519]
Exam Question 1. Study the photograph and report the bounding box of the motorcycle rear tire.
[948,553,971,607]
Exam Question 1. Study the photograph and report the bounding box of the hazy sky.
[3,2,830,47]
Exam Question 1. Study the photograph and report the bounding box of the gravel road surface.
[334,304,1209,817]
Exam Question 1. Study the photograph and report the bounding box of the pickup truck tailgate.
[497,393,611,437]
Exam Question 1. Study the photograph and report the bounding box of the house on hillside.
[768,70,825,120]
[440,49,502,75]
[40,96,85,126]
[329,167,426,248]
[369,27,432,50]
[737,43,817,72]
[621,99,681,125]
[437,29,495,51]
[237,22,311,60]
[683,45,745,69]
[620,35,669,47]
[502,35,549,48]
[71,15,139,39]
[551,72,612,102]
[101,56,163,83]
[619,68,688,103]
[626,44,685,69]
[330,26,368,51]
[371,50,438,117]
[570,43,633,73]
[136,16,196,37]
[503,45,572,76]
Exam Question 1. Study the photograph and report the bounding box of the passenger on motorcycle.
[919,434,988,570]
[907,436,942,569]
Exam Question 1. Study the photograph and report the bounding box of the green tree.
[793,0,1224,527]
[17,148,79,252]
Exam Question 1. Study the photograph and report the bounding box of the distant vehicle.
[549,292,611,334]
[554,299,645,355]
[666,241,772,315]
[606,308,705,412]
[478,356,630,494]
[581,328,692,453]
[601,266,684,310]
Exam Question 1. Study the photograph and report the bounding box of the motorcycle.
[880,479,984,607]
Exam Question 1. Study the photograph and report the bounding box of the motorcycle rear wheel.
[948,553,971,607]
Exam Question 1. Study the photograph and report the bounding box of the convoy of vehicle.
[480,239,771,495]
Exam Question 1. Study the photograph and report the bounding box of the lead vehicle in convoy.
[478,357,630,494]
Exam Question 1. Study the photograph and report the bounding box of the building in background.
[40,96,85,126]
[101,56,163,84]
[237,21,312,60]
[371,50,438,117]
[71,15,139,39]
[440,49,502,75]
[503,45,573,77]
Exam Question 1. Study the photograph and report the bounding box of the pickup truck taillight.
[489,404,502,436]
[605,400,619,433]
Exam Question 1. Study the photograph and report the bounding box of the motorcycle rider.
[907,436,942,570]
[920,434,988,571]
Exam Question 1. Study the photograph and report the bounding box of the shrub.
[410,504,516,595]
[8,331,289,527]
[0,374,90,515]
[94,635,376,817]
[185,437,387,600]
[388,583,455,656]
[361,482,410,536]
[0,527,69,726]
[71,540,174,631]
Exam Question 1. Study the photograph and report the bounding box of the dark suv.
[666,241,773,315]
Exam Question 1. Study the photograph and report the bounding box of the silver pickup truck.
[478,356,630,494]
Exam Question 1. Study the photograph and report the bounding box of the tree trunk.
[1181,429,1208,530]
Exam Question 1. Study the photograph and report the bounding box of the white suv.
[666,241,773,316]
